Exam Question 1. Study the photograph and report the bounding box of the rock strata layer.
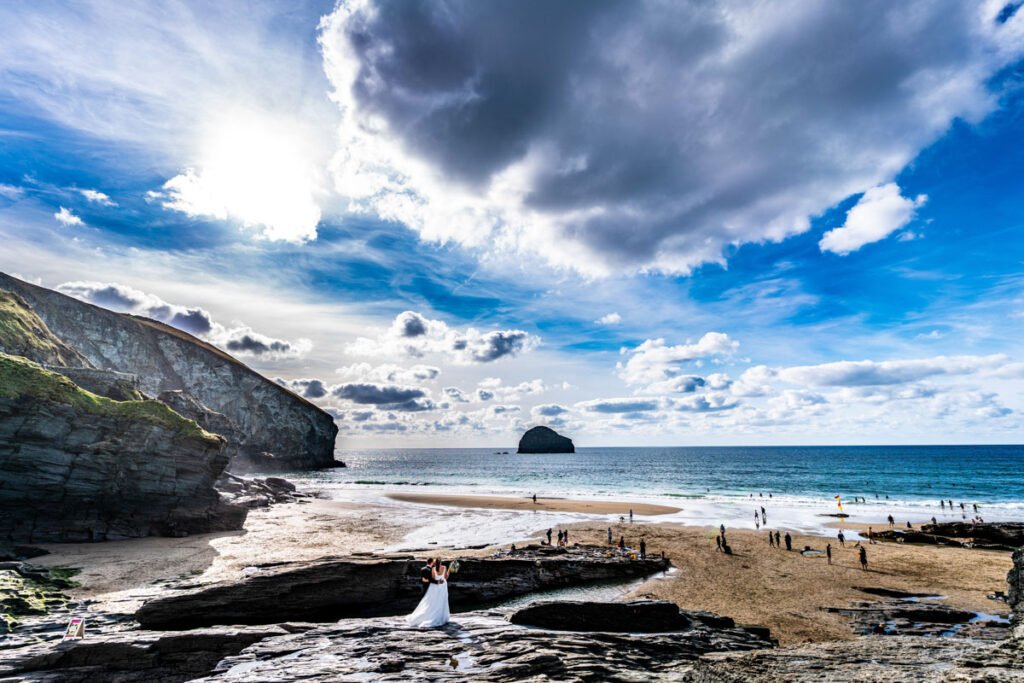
[517,425,575,453]
[0,353,246,542]
[136,546,670,629]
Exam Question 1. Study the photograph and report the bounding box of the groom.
[419,558,436,596]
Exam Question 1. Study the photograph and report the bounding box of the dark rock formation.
[517,425,574,453]
[0,353,247,543]
[0,273,338,472]
[0,562,74,634]
[136,546,670,630]
[872,522,1024,551]
[195,610,772,682]
[510,599,737,633]
[0,623,307,683]
[1010,547,1023,629]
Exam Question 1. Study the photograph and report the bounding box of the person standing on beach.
[755,511,760,529]
[533,493,537,504]
[941,499,945,510]
[619,535,626,550]
[859,546,868,570]
[774,530,780,548]
[761,507,767,525]
[629,509,634,522]
[837,530,845,547]
[640,538,646,559]
[564,529,569,545]
[868,526,875,544]
[546,528,552,545]
[887,514,895,529]
[715,535,722,552]
[720,523,726,539]
[784,532,792,551]
[826,543,832,565]
[608,527,613,545]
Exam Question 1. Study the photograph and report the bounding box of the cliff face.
[0,290,89,367]
[0,353,245,542]
[0,273,338,472]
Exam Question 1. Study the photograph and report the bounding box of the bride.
[406,558,450,628]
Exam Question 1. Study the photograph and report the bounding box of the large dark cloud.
[332,382,436,412]
[324,1,1021,273]
[57,281,214,336]
[460,330,531,362]
[225,333,293,356]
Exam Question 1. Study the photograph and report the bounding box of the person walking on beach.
[629,509,634,523]
[547,528,552,545]
[761,507,767,525]
[769,531,775,547]
[532,493,537,504]
[774,530,780,548]
[564,529,569,545]
[608,527,613,545]
[837,530,845,548]
[941,499,945,510]
[826,543,832,565]
[640,538,647,559]
[720,524,726,539]
[887,514,895,529]
[868,526,876,544]
[715,535,722,552]
[619,535,626,550]
[755,511,760,529]
[784,532,792,551]
[859,546,868,571]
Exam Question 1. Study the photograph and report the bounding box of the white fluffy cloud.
[319,1,1023,275]
[775,355,1008,387]
[54,207,83,227]
[345,310,538,364]
[336,362,440,384]
[595,312,622,326]
[819,183,927,255]
[79,189,116,206]
[618,333,738,390]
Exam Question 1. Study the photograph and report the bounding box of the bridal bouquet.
[448,560,461,575]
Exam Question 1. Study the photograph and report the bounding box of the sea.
[287,445,1024,549]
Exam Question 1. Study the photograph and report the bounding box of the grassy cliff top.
[0,352,223,446]
[0,290,83,366]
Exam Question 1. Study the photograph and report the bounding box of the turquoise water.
[305,445,1024,505]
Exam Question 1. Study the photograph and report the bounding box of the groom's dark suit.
[419,563,434,595]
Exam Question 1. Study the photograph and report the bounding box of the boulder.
[509,599,694,632]
[873,522,1024,551]
[0,273,338,472]
[517,426,574,454]
[0,353,246,543]
[135,546,671,630]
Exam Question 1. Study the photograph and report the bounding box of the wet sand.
[388,493,681,515]
[562,521,1014,645]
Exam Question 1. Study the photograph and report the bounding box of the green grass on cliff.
[0,352,223,446]
[0,290,71,360]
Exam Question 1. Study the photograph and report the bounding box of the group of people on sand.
[544,527,571,546]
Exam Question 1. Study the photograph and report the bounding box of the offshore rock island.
[517,425,575,453]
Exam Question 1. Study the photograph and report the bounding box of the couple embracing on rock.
[406,558,456,628]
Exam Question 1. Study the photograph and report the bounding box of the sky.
[1,0,1022,448]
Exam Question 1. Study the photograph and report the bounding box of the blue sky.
[1,0,1022,446]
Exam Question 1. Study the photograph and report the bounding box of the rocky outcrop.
[1,623,306,683]
[135,546,671,630]
[873,522,1024,551]
[0,273,338,472]
[509,599,763,635]
[48,366,145,401]
[0,353,247,542]
[1010,548,1024,629]
[196,610,772,682]
[517,425,574,453]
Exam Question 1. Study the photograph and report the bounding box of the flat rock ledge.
[136,545,671,629]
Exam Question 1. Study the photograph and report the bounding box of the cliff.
[0,273,338,472]
[517,425,575,453]
[0,353,246,542]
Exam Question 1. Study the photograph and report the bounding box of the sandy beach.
[33,493,1014,645]
[387,492,681,516]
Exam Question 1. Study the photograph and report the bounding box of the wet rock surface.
[511,599,700,633]
[136,545,672,630]
[517,425,575,453]
[873,522,1024,551]
[193,610,772,682]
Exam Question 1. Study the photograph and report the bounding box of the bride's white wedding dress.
[405,568,450,628]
